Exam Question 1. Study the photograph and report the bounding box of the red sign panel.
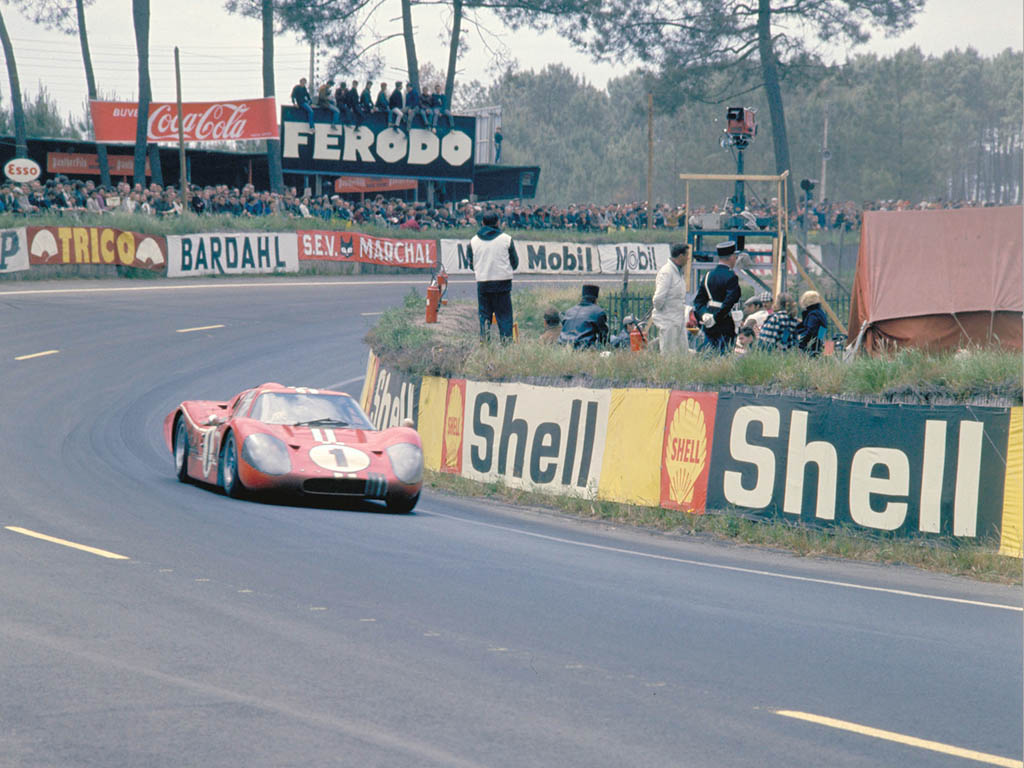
[27,226,167,271]
[297,230,436,269]
[47,152,150,177]
[659,391,718,513]
[440,379,466,474]
[334,176,418,194]
[90,98,279,143]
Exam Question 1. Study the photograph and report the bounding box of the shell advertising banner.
[660,392,719,513]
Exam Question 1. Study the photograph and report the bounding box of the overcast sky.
[1,0,1021,119]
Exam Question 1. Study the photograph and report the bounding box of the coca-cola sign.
[90,98,279,144]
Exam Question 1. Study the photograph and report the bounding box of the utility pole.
[647,92,653,231]
[174,46,188,212]
[819,104,830,204]
[308,40,315,89]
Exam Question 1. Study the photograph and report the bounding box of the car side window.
[235,390,258,416]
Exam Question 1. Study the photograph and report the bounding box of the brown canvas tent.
[849,206,1023,353]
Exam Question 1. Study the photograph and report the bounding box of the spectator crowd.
[0,176,1001,233]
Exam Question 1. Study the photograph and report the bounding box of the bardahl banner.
[90,98,279,143]
[166,233,298,277]
[705,393,1011,541]
[440,380,611,497]
[27,226,166,270]
[281,109,476,182]
[298,230,436,269]
[440,239,602,275]
[597,243,669,275]
[0,227,29,273]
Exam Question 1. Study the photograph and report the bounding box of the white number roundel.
[4,158,41,183]
[309,444,370,472]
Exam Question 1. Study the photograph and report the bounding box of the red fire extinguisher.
[425,280,440,323]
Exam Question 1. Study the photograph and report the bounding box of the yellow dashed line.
[775,710,1023,767]
[5,526,128,560]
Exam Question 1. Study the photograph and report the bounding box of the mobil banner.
[298,230,436,269]
[705,393,1011,541]
[456,381,610,496]
[0,227,29,273]
[27,226,166,270]
[166,233,298,277]
[364,359,420,430]
[439,239,602,275]
[598,243,669,275]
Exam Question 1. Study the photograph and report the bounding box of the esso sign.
[4,158,41,183]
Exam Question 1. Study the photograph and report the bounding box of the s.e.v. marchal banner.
[166,233,298,277]
[298,230,436,269]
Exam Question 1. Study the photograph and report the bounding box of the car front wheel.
[221,432,246,499]
[174,418,190,482]
[386,492,419,514]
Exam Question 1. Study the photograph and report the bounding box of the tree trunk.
[444,0,463,105]
[76,0,109,186]
[0,8,27,158]
[401,0,419,91]
[132,0,151,187]
[263,0,284,193]
[756,0,794,212]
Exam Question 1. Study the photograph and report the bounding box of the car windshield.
[250,392,374,429]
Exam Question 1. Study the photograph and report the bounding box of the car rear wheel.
[221,432,246,499]
[173,418,190,482]
[386,492,419,514]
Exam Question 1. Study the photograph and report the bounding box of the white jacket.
[651,259,687,327]
[470,231,515,282]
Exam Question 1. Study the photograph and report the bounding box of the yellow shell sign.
[660,392,718,513]
[441,380,465,473]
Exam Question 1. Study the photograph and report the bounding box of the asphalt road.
[0,276,1020,768]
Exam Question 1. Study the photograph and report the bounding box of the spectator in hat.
[538,306,562,344]
[465,210,518,341]
[798,290,828,356]
[693,240,742,353]
[651,242,690,355]
[558,284,609,349]
[742,290,772,335]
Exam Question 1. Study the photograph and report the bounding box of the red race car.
[164,383,423,513]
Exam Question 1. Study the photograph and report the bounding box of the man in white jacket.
[651,243,690,354]
[466,211,519,341]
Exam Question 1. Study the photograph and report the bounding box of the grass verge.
[424,470,1022,585]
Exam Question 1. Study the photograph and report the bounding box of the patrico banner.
[90,98,279,143]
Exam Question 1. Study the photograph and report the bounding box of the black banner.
[706,394,1011,541]
[280,108,476,182]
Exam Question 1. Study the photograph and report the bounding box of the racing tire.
[221,432,247,499]
[386,492,419,514]
[173,417,190,483]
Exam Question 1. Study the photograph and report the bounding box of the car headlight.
[241,433,291,475]
[386,442,423,485]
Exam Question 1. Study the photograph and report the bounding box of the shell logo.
[441,381,465,473]
[660,392,717,513]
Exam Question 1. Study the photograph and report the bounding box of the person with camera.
[693,240,742,353]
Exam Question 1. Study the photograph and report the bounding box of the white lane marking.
[176,324,225,333]
[425,511,1021,612]
[775,710,1023,768]
[323,375,364,391]
[5,526,129,560]
[14,349,59,361]
[360,311,384,316]
[0,276,645,297]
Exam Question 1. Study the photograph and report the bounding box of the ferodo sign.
[166,233,298,277]
[455,381,610,496]
[705,393,1011,540]
[440,239,601,275]
[298,230,436,269]
[27,226,166,270]
[281,109,476,182]
[0,227,29,273]
[598,243,669,275]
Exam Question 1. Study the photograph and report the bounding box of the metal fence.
[604,290,654,329]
